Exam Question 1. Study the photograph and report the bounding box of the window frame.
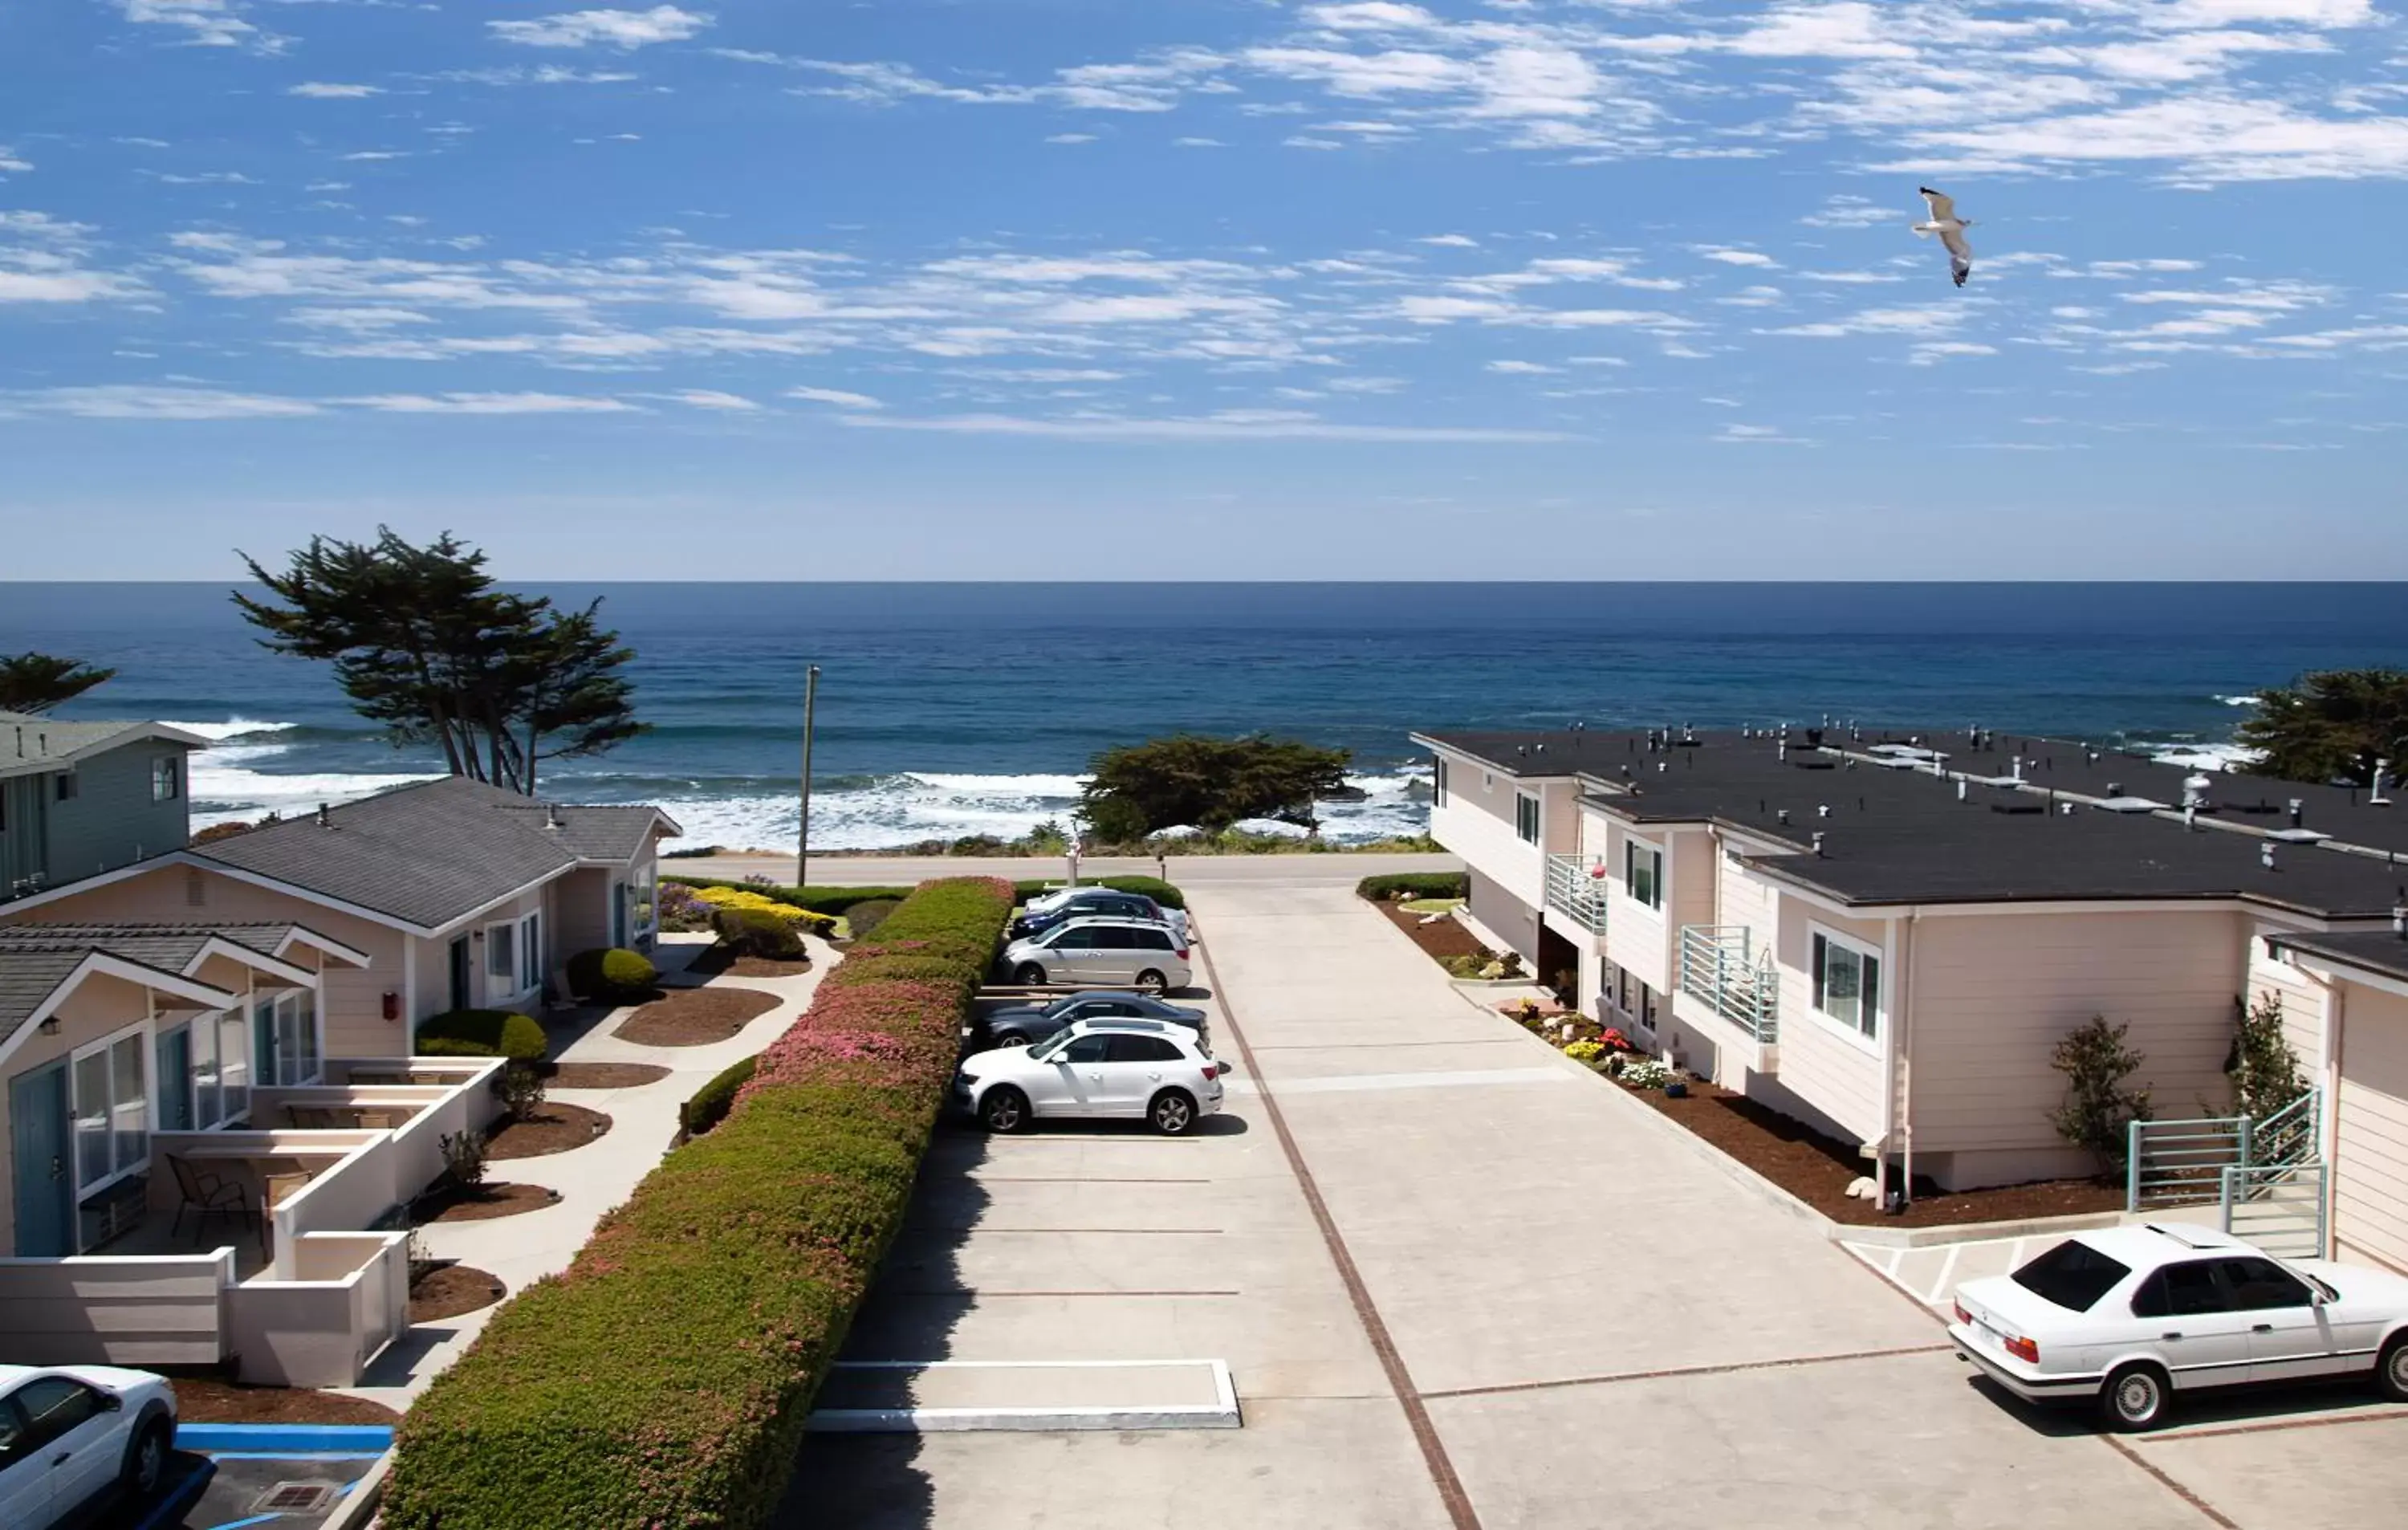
[1624,840,1664,911]
[55,771,79,803]
[1515,791,1541,846]
[150,755,181,802]
[1808,923,1884,1044]
[1433,758,1448,807]
[68,1022,150,1197]
[484,918,525,996]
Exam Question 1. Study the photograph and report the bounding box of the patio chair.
[352,1109,397,1131]
[287,1105,337,1129]
[165,1154,251,1246]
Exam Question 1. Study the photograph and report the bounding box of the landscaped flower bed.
[383,875,1018,1530]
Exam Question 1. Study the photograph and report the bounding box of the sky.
[3,1,2406,580]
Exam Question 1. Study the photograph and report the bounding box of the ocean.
[4,582,2405,852]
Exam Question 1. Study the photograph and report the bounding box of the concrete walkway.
[684,850,1458,889]
[1189,883,2408,1530]
[339,934,830,1410]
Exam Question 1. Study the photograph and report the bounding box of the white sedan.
[1950,1222,2408,1430]
[953,1018,1227,1136]
[0,1363,178,1528]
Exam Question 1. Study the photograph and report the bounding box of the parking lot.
[96,1426,385,1530]
[785,869,2408,1529]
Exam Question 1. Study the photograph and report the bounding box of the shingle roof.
[0,711,208,781]
[191,775,675,930]
[2267,927,2408,985]
[0,922,311,1046]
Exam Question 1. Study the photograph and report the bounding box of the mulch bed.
[169,1377,401,1427]
[615,987,782,1046]
[678,945,813,980]
[410,1264,506,1323]
[1377,901,1490,965]
[412,1180,561,1223]
[1615,1074,2125,1227]
[485,1102,612,1160]
[541,1060,672,1089]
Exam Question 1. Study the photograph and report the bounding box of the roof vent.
[2097,796,2166,815]
[2372,758,2393,808]
[1955,779,1967,801]
[2060,801,2076,816]
[2288,797,2304,829]
[315,802,331,828]
[2394,905,2406,938]
[1777,808,1790,826]
[2261,840,2278,870]
[1812,831,1825,857]
[545,801,564,831]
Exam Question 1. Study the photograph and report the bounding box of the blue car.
[971,991,1207,1052]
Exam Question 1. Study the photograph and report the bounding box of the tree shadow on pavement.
[769,1118,992,1529]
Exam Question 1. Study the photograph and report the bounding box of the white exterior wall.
[1602,822,1674,999]
[1902,908,2252,1187]
[1428,755,1550,909]
[1768,897,1891,1150]
[2333,982,2408,1275]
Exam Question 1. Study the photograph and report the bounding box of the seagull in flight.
[1913,186,1975,288]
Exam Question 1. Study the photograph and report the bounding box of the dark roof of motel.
[2263,926,2408,986]
[0,711,208,782]
[193,775,678,931]
[1425,726,2408,918]
[0,922,313,1045]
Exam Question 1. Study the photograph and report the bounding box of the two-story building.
[1,712,205,903]
[1419,726,2408,1233]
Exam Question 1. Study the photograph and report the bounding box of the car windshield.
[1027,1032,1070,1062]
[2010,1239,2132,1312]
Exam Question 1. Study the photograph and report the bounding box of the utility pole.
[797,665,820,887]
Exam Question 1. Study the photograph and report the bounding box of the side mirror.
[99,1391,124,1412]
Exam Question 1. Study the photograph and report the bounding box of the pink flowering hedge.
[384,877,1017,1530]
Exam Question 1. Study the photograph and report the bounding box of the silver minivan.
[1000,917,1193,995]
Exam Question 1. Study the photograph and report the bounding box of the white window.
[1625,840,1663,910]
[150,756,181,802]
[521,912,544,995]
[631,865,657,941]
[70,1028,148,1194]
[273,991,319,1086]
[1811,929,1882,1040]
[487,919,518,987]
[55,771,79,803]
[217,1009,250,1121]
[1515,792,1540,845]
[1433,759,1448,807]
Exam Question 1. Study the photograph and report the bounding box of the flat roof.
[2268,927,2408,985]
[1422,726,2408,917]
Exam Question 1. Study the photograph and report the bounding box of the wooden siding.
[1904,909,2251,1158]
[1429,757,1548,909]
[1768,898,1889,1145]
[2335,984,2408,1275]
[44,743,190,888]
[1602,824,1672,996]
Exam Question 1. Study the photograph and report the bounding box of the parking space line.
[908,1227,1226,1235]
[1226,1066,1569,1097]
[2136,1407,2408,1443]
[1422,1344,1957,1401]
[973,1175,1212,1183]
[1921,1244,1963,1304]
[887,1288,1244,1297]
[1197,935,1485,1530]
[2101,1436,2243,1529]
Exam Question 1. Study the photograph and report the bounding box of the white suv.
[1950,1222,2408,1430]
[953,1019,1226,1136]
[999,917,1192,995]
[0,1363,178,1528]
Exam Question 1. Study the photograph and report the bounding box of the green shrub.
[680,1055,759,1140]
[416,1008,548,1064]
[840,897,900,938]
[565,946,657,1002]
[384,876,1017,1530]
[1357,872,1469,903]
[1009,875,1186,910]
[712,906,808,961]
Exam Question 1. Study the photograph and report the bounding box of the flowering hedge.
[383,876,1016,1530]
[691,884,839,932]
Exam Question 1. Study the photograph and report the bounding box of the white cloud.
[491,6,710,51]
[1485,359,1558,373]
[289,83,383,100]
[1173,136,1226,147]
[844,409,1576,442]
[1417,234,1479,246]
[788,385,884,410]
[663,389,759,409]
[1799,194,1901,228]
[344,392,640,413]
[115,0,282,51]
[0,146,30,174]
[1716,422,1812,444]
[5,385,318,420]
[0,271,145,303]
[1698,247,1780,268]
[1045,133,1099,144]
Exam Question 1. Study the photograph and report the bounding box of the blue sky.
[4,1,2406,579]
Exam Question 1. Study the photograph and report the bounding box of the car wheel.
[121,1413,170,1499]
[1014,962,1048,987]
[2099,1362,2171,1432]
[2377,1333,2408,1402]
[1136,969,1168,996]
[993,1031,1029,1050]
[980,1086,1031,1134]
[1149,1088,1198,1136]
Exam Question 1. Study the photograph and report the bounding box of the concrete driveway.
[789,879,2400,1529]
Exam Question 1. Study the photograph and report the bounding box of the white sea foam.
[161,718,301,742]
[2212,695,2261,708]
[2147,743,2262,772]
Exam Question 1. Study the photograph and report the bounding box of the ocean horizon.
[6,581,2406,852]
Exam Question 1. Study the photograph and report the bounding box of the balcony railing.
[1677,925,1779,1042]
[1544,854,1609,934]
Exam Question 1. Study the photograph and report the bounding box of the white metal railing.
[2221,1164,2328,1261]
[1677,925,1778,1042]
[1544,854,1609,934]
[2127,1086,2322,1212]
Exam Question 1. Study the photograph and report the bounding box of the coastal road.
[683,850,1459,888]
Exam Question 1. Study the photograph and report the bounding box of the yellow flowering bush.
[692,885,838,931]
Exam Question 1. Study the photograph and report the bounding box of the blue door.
[9,1063,72,1257]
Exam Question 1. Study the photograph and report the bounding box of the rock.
[1845,1176,1878,1201]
